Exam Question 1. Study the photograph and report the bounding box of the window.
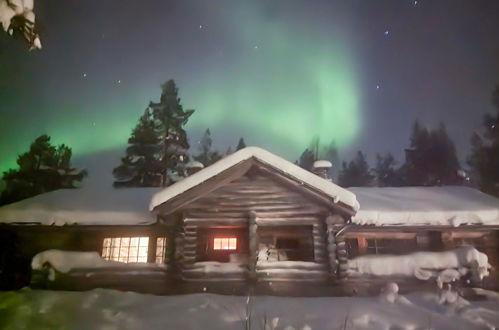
[366,238,416,255]
[275,237,304,261]
[213,237,237,250]
[156,237,167,264]
[102,237,149,263]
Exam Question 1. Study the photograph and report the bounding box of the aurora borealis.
[1,0,499,179]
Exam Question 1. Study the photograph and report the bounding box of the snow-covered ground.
[1,287,499,330]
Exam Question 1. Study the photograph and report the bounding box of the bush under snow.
[0,0,41,49]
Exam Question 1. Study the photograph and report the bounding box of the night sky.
[1,0,498,181]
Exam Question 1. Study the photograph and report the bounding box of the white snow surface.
[150,146,359,212]
[0,187,160,225]
[187,261,248,274]
[348,247,490,281]
[31,250,166,273]
[2,287,499,329]
[350,186,499,226]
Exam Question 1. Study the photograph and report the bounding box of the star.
[199,25,203,29]
[413,1,418,5]
[384,30,389,36]
[83,73,87,78]
[118,79,121,84]
[376,85,380,90]
[254,45,259,50]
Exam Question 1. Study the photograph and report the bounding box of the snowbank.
[32,250,166,274]
[186,261,248,274]
[348,247,490,281]
[350,186,499,226]
[150,146,359,212]
[0,187,160,225]
[1,288,499,329]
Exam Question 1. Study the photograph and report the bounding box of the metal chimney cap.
[313,160,332,169]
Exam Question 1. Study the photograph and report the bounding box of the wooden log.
[256,218,321,226]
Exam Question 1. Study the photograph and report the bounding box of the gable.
[150,147,358,217]
[178,170,334,221]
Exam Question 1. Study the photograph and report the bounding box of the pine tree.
[149,80,194,185]
[113,109,161,186]
[401,121,461,186]
[297,148,316,170]
[374,153,401,186]
[468,84,499,196]
[338,151,374,187]
[236,137,246,151]
[194,128,221,166]
[0,135,86,205]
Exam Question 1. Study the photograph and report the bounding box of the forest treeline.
[1,80,498,205]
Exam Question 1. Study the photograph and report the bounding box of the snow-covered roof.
[350,186,499,227]
[0,187,161,226]
[149,146,359,212]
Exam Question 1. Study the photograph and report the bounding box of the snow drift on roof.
[149,146,359,212]
[0,187,161,226]
[350,186,499,226]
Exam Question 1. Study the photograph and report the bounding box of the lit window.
[156,237,167,264]
[102,237,149,263]
[213,237,237,250]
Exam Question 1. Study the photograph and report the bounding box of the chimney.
[312,160,332,180]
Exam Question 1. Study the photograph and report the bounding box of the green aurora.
[0,2,361,175]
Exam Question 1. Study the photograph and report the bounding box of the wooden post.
[248,211,258,281]
[325,216,338,278]
[326,215,347,279]
[147,235,157,263]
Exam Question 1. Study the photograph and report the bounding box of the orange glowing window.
[213,237,237,250]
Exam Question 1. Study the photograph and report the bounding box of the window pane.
[130,237,139,247]
[213,237,237,250]
[229,238,237,249]
[103,238,111,248]
[101,236,149,263]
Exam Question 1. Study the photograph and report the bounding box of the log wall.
[175,171,341,282]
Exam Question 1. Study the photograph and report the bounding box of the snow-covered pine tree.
[149,80,194,186]
[236,137,246,151]
[113,109,161,187]
[374,153,401,186]
[0,135,86,205]
[401,121,461,186]
[468,84,499,197]
[194,128,221,167]
[338,151,374,187]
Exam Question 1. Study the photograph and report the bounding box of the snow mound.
[32,250,166,274]
[350,186,499,226]
[348,247,490,281]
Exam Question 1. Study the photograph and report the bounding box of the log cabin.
[0,146,498,293]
